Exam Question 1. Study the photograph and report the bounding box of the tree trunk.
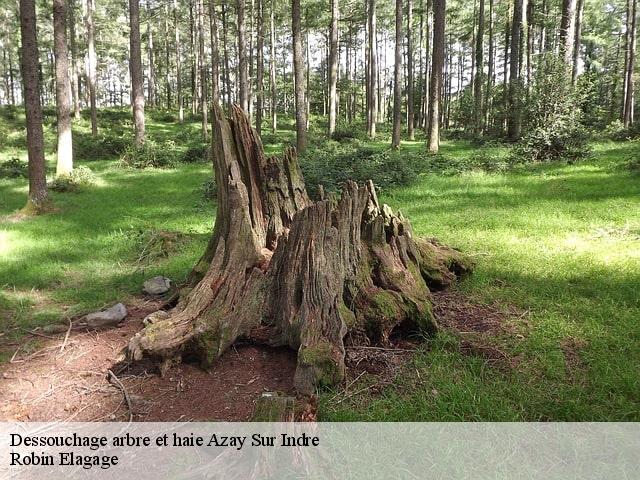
[270,0,277,133]
[256,0,264,134]
[571,0,584,86]
[507,0,522,141]
[559,0,577,66]
[174,0,183,122]
[209,0,220,105]
[391,0,402,148]
[473,0,484,135]
[237,0,249,112]
[367,0,377,138]
[328,0,339,136]
[124,105,472,394]
[84,0,97,135]
[54,0,74,177]
[407,0,415,140]
[69,0,80,120]
[484,0,493,133]
[623,0,637,127]
[221,3,231,106]
[19,0,50,212]
[146,0,155,108]
[197,0,208,140]
[130,0,146,145]
[427,0,444,152]
[292,0,306,152]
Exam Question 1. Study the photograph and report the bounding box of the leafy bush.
[603,120,640,141]
[120,140,181,168]
[201,179,217,201]
[516,54,591,162]
[74,132,130,160]
[49,166,97,192]
[149,109,178,123]
[0,157,28,178]
[626,157,640,174]
[182,142,209,163]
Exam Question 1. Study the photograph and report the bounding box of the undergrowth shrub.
[201,179,217,201]
[49,166,97,192]
[0,157,28,178]
[74,132,130,160]
[120,140,180,168]
[182,142,209,163]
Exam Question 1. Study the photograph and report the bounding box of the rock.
[143,310,170,326]
[143,276,172,295]
[85,303,127,329]
[42,323,69,334]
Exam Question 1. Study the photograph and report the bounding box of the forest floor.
[1,108,639,421]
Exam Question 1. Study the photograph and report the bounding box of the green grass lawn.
[1,110,638,420]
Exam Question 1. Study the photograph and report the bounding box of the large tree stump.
[125,105,473,394]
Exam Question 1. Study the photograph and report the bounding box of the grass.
[1,107,639,420]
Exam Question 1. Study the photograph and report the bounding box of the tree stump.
[125,105,473,394]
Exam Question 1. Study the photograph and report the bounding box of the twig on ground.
[346,346,415,353]
[24,329,59,339]
[107,369,133,422]
[59,319,73,353]
[9,346,22,363]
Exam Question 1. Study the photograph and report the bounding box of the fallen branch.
[107,369,133,422]
[59,319,73,353]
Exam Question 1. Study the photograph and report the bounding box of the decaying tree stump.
[125,105,473,394]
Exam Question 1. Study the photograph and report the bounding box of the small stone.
[42,323,69,334]
[143,276,172,295]
[85,303,127,329]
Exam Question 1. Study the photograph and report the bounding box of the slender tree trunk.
[19,0,49,211]
[270,0,277,132]
[164,6,170,108]
[146,0,155,108]
[197,0,208,139]
[130,0,146,145]
[423,0,431,133]
[484,0,493,132]
[407,0,415,139]
[292,0,306,151]
[69,0,80,119]
[367,0,377,138]
[328,0,339,136]
[210,0,220,105]
[502,4,510,133]
[559,0,577,66]
[85,0,97,135]
[256,0,264,134]
[507,0,523,141]
[623,0,637,126]
[473,0,484,134]
[174,0,183,121]
[189,1,198,115]
[427,0,444,152]
[221,3,231,106]
[391,0,403,148]
[237,0,249,112]
[54,0,73,176]
[571,0,584,86]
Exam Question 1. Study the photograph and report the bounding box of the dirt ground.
[0,291,517,422]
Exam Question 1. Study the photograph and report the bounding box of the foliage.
[74,131,131,160]
[516,55,590,162]
[119,140,181,168]
[201,179,217,201]
[49,166,97,192]
[0,157,28,179]
[182,142,209,163]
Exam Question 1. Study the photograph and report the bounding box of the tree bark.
[69,0,81,119]
[391,0,403,148]
[407,0,415,140]
[623,0,637,127]
[559,0,577,66]
[174,0,183,121]
[124,105,472,394]
[146,0,155,108]
[209,0,220,105]
[256,0,264,134]
[507,0,522,141]
[427,0,444,152]
[571,0,584,86]
[130,0,146,145]
[292,0,306,152]
[84,0,97,135]
[366,0,377,138]
[19,0,50,212]
[328,0,339,136]
[237,0,249,112]
[473,0,484,135]
[54,0,74,177]
[197,0,208,140]
[270,0,277,133]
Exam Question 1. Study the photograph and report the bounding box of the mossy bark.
[125,105,472,394]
